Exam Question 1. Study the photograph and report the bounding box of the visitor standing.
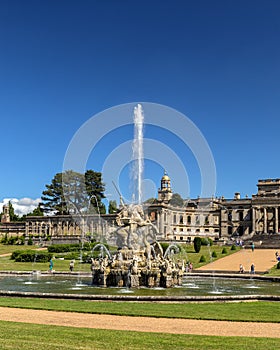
[239,264,244,273]
[49,258,54,273]
[251,242,255,252]
[250,263,255,274]
[69,260,75,272]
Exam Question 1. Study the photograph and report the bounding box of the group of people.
[48,258,75,273]
[239,263,255,274]
[185,262,193,273]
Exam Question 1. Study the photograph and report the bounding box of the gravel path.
[197,248,277,273]
[0,307,280,338]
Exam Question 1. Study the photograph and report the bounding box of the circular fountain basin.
[0,273,280,301]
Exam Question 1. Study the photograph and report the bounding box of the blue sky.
[0,0,280,213]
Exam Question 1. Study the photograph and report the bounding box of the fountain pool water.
[0,274,280,298]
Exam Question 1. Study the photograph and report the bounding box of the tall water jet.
[132,104,144,204]
[91,104,184,288]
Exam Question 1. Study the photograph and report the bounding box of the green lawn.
[0,298,280,323]
[0,321,279,350]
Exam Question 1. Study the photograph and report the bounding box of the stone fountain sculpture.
[91,203,184,288]
[91,104,184,288]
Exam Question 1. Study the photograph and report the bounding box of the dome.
[161,171,170,181]
[162,174,170,181]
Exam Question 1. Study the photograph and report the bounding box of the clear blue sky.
[0,0,280,212]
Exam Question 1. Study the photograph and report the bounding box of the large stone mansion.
[1,174,280,244]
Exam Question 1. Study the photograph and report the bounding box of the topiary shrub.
[199,255,206,263]
[231,245,236,251]
[222,247,228,254]
[211,251,217,258]
[193,237,202,253]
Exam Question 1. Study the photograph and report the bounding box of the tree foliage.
[85,170,106,214]
[108,200,118,214]
[41,170,106,215]
[194,236,202,253]
[8,201,19,221]
[169,193,184,207]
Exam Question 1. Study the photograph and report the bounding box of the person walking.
[69,260,75,272]
[251,242,255,252]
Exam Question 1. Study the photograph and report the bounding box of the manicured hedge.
[47,244,81,253]
[11,250,53,263]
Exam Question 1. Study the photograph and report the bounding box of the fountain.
[90,104,184,288]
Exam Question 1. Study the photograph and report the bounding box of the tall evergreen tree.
[85,170,106,214]
[41,170,106,215]
[41,172,68,215]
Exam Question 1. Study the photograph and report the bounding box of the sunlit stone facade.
[3,176,280,243]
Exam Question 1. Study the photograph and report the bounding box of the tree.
[144,198,157,205]
[41,172,68,215]
[41,170,106,215]
[108,200,118,214]
[169,193,184,207]
[8,201,19,221]
[85,170,106,214]
[24,204,44,218]
[194,237,202,253]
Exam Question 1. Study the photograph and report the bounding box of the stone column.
[252,208,256,233]
[275,207,279,234]
[25,221,29,236]
[263,208,267,234]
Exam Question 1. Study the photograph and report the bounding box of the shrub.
[193,237,201,253]
[11,250,52,263]
[211,251,217,258]
[199,255,206,262]
[231,245,237,251]
[222,247,228,254]
[160,243,170,254]
[201,238,213,246]
[48,244,81,253]
[1,234,8,244]
[64,252,80,260]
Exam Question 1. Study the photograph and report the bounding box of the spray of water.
[132,104,144,204]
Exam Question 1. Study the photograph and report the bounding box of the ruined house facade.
[2,176,280,243]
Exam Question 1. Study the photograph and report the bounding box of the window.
[187,215,191,224]
[179,215,183,224]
